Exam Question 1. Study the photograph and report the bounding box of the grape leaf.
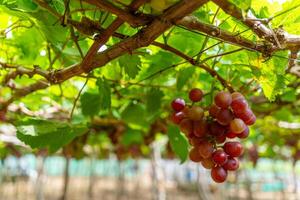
[121,103,147,126]
[121,128,143,146]
[119,54,141,78]
[16,118,87,153]
[146,88,164,114]
[167,125,189,163]
[177,67,195,90]
[80,92,101,116]
[96,78,111,110]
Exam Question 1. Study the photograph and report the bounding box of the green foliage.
[0,0,300,161]
[177,67,195,90]
[80,92,101,117]
[119,54,142,79]
[97,78,111,110]
[167,125,189,163]
[146,88,164,114]
[16,118,88,153]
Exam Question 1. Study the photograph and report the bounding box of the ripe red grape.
[188,106,204,121]
[223,157,239,171]
[211,166,227,183]
[169,89,255,183]
[212,150,228,166]
[231,92,244,100]
[189,136,203,146]
[209,121,227,136]
[226,131,237,139]
[224,141,244,157]
[193,120,208,138]
[171,112,185,124]
[235,108,256,125]
[171,98,185,111]
[209,104,220,118]
[198,141,214,159]
[214,91,232,109]
[201,157,215,169]
[179,119,193,135]
[243,113,256,125]
[216,109,234,125]
[230,118,246,134]
[189,88,203,102]
[237,126,249,139]
[231,98,248,114]
[189,147,203,162]
[216,133,226,144]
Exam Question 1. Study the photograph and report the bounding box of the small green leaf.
[119,54,141,78]
[121,103,147,126]
[167,125,189,163]
[146,88,164,114]
[177,67,195,90]
[96,78,111,110]
[121,128,143,146]
[230,0,251,10]
[80,92,101,116]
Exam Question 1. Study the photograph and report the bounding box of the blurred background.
[0,129,300,200]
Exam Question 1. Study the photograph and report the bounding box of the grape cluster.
[170,89,256,183]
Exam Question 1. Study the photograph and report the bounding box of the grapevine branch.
[212,0,300,50]
[3,0,300,107]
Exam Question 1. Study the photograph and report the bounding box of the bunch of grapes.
[170,89,256,183]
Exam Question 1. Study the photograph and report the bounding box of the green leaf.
[146,88,164,114]
[230,0,251,10]
[16,118,87,153]
[121,103,147,126]
[119,54,141,78]
[16,0,38,12]
[121,128,143,146]
[96,78,111,110]
[167,125,189,163]
[80,92,101,116]
[177,67,195,90]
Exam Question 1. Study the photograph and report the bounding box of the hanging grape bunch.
[170,89,256,183]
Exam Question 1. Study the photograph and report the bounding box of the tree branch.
[82,0,150,27]
[80,0,149,72]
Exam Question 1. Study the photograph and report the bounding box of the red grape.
[209,104,220,118]
[189,88,203,102]
[214,91,232,109]
[212,150,228,166]
[224,141,244,157]
[209,121,227,136]
[216,133,226,144]
[171,98,185,111]
[189,147,203,162]
[216,109,234,125]
[201,157,215,169]
[243,113,256,125]
[189,136,203,146]
[231,98,248,114]
[211,166,227,183]
[223,157,239,171]
[230,118,246,134]
[193,120,208,137]
[226,131,237,139]
[171,112,185,124]
[188,106,204,121]
[237,126,249,139]
[235,108,256,125]
[198,141,214,159]
[179,119,193,135]
[231,92,244,100]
